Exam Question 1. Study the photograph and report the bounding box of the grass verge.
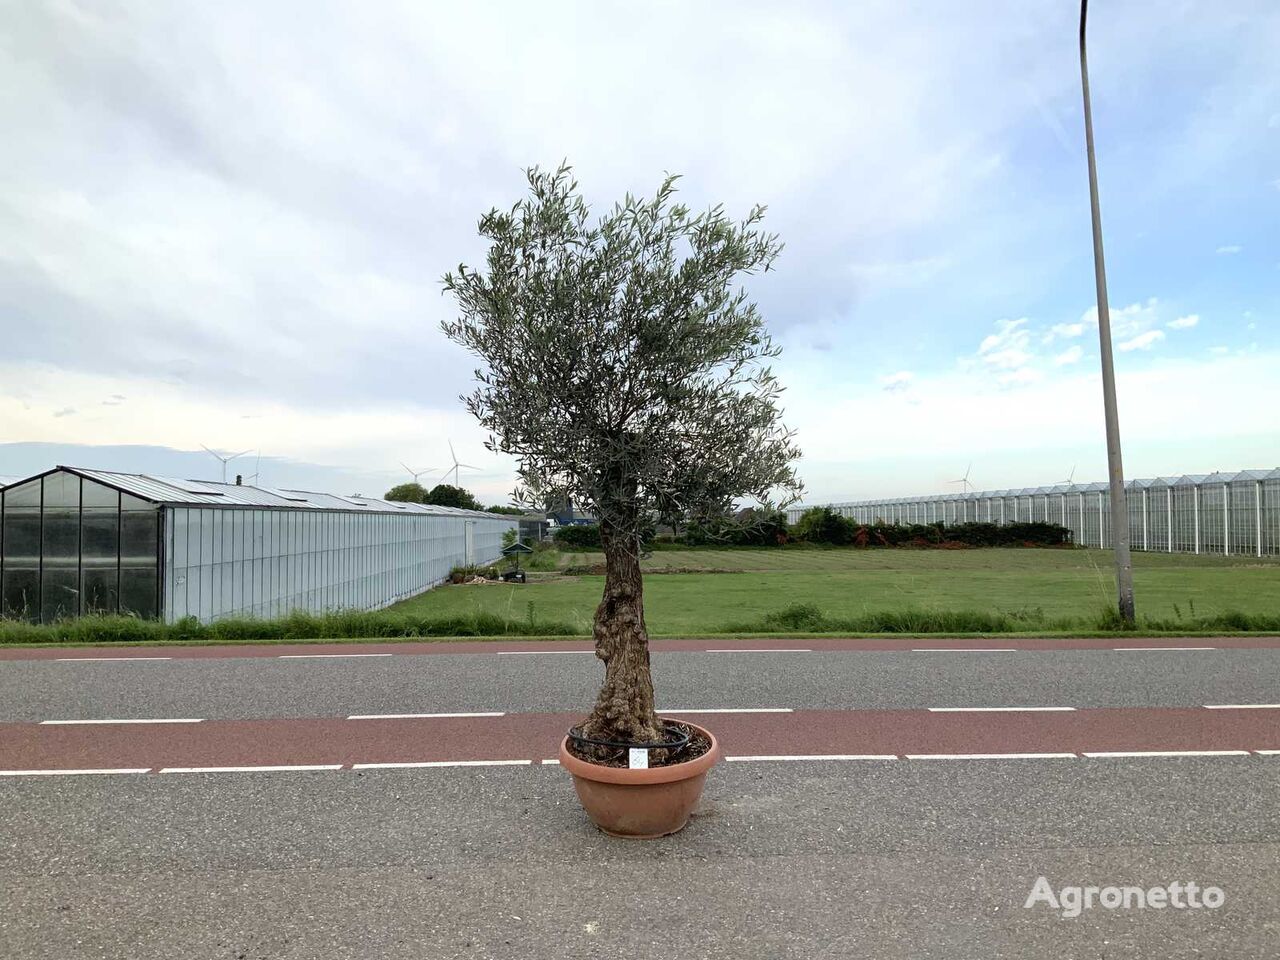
[4,603,1279,646]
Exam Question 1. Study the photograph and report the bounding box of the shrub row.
[0,610,579,645]
[790,508,1071,547]
[554,513,1071,550]
[726,602,1280,635]
[7,602,1278,645]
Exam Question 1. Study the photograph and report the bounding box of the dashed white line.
[159,764,345,773]
[706,648,812,654]
[277,653,393,659]
[495,651,595,656]
[0,768,152,777]
[905,752,1077,760]
[346,712,505,720]
[1083,750,1250,758]
[1253,750,1280,756]
[912,648,1016,653]
[351,759,532,769]
[541,758,561,765]
[659,708,793,714]
[39,718,204,725]
[726,754,897,762]
[1112,647,1216,652]
[55,656,172,662]
[927,707,1076,713]
[1204,704,1280,710]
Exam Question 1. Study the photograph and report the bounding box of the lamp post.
[1079,0,1136,623]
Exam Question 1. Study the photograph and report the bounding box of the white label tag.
[628,748,649,769]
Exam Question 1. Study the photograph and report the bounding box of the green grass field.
[389,547,1280,634]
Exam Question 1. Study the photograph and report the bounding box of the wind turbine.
[399,462,438,485]
[446,440,480,487]
[200,444,252,484]
[1061,465,1077,485]
[951,462,974,495]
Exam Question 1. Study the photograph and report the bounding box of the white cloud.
[880,371,914,392]
[1052,345,1083,365]
[784,348,1280,500]
[997,367,1042,385]
[1076,298,1161,342]
[1216,245,1243,255]
[1117,330,1166,352]
[1210,345,1230,355]
[3,1,1278,502]
[1167,314,1199,330]
[1048,322,1086,340]
[977,318,1033,370]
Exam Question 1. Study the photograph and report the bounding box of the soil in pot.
[560,719,720,839]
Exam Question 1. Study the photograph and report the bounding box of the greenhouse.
[786,469,1280,557]
[0,466,516,624]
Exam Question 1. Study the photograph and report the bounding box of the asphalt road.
[4,643,1280,721]
[4,639,1280,958]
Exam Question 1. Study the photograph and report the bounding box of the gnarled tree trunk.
[580,522,663,746]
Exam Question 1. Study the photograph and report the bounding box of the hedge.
[789,507,1071,548]
[552,524,603,548]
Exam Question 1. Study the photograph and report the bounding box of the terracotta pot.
[559,722,721,839]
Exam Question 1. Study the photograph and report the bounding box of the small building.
[0,466,516,624]
[545,497,596,527]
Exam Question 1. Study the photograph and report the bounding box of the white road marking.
[912,648,1016,653]
[39,718,203,725]
[0,768,152,777]
[346,712,505,720]
[541,758,561,765]
[905,752,1077,760]
[160,764,344,773]
[1254,750,1280,755]
[1204,704,1280,710]
[706,648,812,654]
[726,754,897,762]
[278,653,393,659]
[351,759,532,769]
[1083,750,1250,758]
[1112,647,1216,652]
[495,651,595,656]
[659,708,793,714]
[55,656,172,662]
[927,707,1076,713]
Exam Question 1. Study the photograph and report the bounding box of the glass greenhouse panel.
[785,470,1280,556]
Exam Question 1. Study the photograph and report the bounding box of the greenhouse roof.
[788,468,1280,511]
[0,466,504,519]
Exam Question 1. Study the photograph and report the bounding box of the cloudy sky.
[2,0,1277,503]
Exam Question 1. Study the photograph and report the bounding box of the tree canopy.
[442,164,801,543]
[424,483,483,511]
[384,481,428,504]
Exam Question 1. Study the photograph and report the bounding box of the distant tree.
[443,164,800,747]
[385,482,428,503]
[486,505,526,516]
[791,507,854,545]
[425,483,483,511]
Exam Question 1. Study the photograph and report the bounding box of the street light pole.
[1079,0,1136,623]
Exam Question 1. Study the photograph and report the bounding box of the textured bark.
[580,524,663,748]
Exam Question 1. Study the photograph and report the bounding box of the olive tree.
[443,166,800,746]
